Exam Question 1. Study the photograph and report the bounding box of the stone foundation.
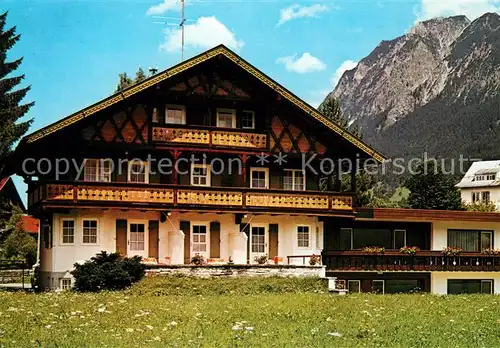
[145,264,326,278]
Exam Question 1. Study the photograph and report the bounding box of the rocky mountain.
[324,13,500,160]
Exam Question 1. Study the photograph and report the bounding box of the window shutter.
[115,220,127,256]
[240,223,250,264]
[210,222,221,258]
[180,221,191,264]
[148,221,159,259]
[269,224,279,259]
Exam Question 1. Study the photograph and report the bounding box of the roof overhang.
[19,45,385,163]
[357,208,500,223]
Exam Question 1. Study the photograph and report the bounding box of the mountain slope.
[325,13,500,160]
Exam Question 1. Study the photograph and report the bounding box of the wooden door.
[148,221,159,259]
[268,224,279,259]
[116,219,127,256]
[181,221,191,264]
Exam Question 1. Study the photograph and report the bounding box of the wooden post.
[241,154,248,187]
[172,150,181,185]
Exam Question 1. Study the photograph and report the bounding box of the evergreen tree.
[405,161,462,210]
[0,12,33,172]
[0,205,37,266]
[115,67,148,93]
[318,96,362,138]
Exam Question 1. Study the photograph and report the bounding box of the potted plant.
[254,254,268,265]
[482,248,500,255]
[400,246,420,255]
[191,253,205,266]
[309,254,321,266]
[362,246,385,254]
[442,246,462,256]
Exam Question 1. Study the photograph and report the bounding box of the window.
[472,192,481,203]
[372,280,385,294]
[487,174,496,180]
[297,226,310,248]
[339,228,353,250]
[192,224,208,253]
[475,174,496,181]
[250,168,269,189]
[475,175,486,181]
[216,109,236,128]
[152,107,159,123]
[385,280,421,294]
[130,223,145,251]
[283,169,305,191]
[393,229,406,249]
[82,220,98,244]
[61,220,75,244]
[251,226,266,253]
[191,164,211,187]
[448,280,493,294]
[83,159,111,182]
[448,229,493,252]
[348,280,361,293]
[241,110,255,129]
[60,278,72,290]
[128,160,148,183]
[165,105,185,124]
[482,191,491,203]
[353,228,392,249]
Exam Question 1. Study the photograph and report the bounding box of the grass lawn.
[0,276,499,347]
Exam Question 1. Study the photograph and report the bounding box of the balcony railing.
[152,127,267,150]
[323,250,500,272]
[28,182,353,213]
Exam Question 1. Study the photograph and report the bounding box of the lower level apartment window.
[447,279,493,294]
[61,278,72,290]
[130,223,145,251]
[297,226,310,248]
[372,280,384,294]
[348,280,360,293]
[83,220,98,244]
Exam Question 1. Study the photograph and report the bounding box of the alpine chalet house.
[11,45,500,294]
[12,45,382,290]
[456,160,500,209]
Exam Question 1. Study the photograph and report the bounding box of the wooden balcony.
[323,250,500,272]
[152,127,267,150]
[28,182,353,214]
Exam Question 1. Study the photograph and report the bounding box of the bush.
[71,251,145,292]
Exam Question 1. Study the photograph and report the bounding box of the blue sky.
[3,0,499,203]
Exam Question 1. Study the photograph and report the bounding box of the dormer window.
[165,105,186,124]
[241,110,255,129]
[474,174,496,181]
[216,108,236,128]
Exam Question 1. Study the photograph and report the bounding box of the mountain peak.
[409,15,470,37]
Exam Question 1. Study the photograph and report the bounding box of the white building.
[456,160,500,208]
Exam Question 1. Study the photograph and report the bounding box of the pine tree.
[115,68,148,93]
[0,12,33,172]
[318,96,362,138]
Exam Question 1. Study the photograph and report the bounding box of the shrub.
[254,254,268,264]
[190,253,205,266]
[71,251,145,292]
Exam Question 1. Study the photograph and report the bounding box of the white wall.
[461,187,500,209]
[431,272,500,294]
[432,220,500,250]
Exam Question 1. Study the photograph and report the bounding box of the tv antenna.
[153,0,194,62]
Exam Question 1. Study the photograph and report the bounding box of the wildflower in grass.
[245,327,254,332]
[169,321,178,327]
[153,337,161,342]
[45,325,51,329]
[125,328,134,333]
[326,317,333,322]
[146,325,153,330]
[97,307,106,313]
[328,332,342,337]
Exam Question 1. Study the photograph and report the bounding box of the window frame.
[129,221,146,252]
[482,191,491,203]
[447,229,493,252]
[297,225,311,249]
[472,192,481,203]
[393,229,407,249]
[316,222,324,250]
[128,160,149,184]
[250,167,269,189]
[241,110,255,129]
[339,227,354,250]
[372,280,385,294]
[447,279,494,294]
[283,169,306,191]
[83,159,112,183]
[60,278,72,290]
[191,222,210,255]
[190,163,211,187]
[165,104,186,125]
[61,219,75,245]
[216,108,237,128]
[82,219,99,245]
[348,280,361,293]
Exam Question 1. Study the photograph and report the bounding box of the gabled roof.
[456,160,500,188]
[0,177,25,211]
[20,45,385,162]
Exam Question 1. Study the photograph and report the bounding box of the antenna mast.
[181,0,185,61]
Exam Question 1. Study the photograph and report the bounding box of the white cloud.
[417,0,500,21]
[147,0,181,16]
[331,59,358,86]
[159,16,244,52]
[276,53,326,74]
[277,4,329,26]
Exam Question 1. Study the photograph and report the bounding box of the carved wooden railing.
[323,250,500,272]
[28,182,353,212]
[152,127,267,149]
